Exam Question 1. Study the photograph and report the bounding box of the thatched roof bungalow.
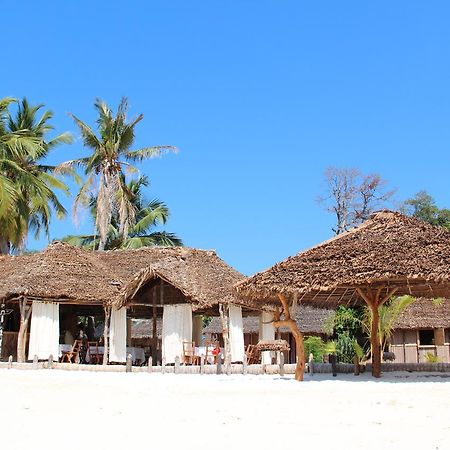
[0,242,246,364]
[236,211,450,379]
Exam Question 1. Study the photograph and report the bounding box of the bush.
[304,336,326,362]
[336,332,356,363]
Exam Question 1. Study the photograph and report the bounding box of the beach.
[1,370,449,450]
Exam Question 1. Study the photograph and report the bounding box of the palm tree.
[63,175,182,249]
[0,98,73,254]
[58,97,177,250]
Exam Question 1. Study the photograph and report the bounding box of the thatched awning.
[235,211,450,308]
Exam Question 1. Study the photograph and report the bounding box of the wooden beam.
[152,288,157,365]
[278,293,304,381]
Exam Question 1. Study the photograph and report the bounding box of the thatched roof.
[98,246,244,310]
[0,242,244,310]
[0,243,118,304]
[394,298,450,329]
[236,211,450,308]
[204,306,334,335]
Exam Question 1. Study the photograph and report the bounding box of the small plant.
[336,331,356,363]
[425,352,442,363]
[324,340,337,355]
[432,297,444,307]
[304,336,326,362]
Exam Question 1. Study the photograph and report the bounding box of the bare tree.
[318,167,395,235]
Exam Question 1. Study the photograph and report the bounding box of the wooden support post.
[243,354,248,375]
[275,293,305,381]
[152,288,157,365]
[17,297,32,363]
[308,353,314,376]
[226,361,231,376]
[356,287,397,379]
[370,301,381,378]
[147,356,152,373]
[219,304,231,367]
[200,355,205,375]
[279,352,285,377]
[174,356,180,374]
[48,355,53,369]
[8,355,12,369]
[102,306,111,366]
[216,353,223,375]
[330,354,337,377]
[353,355,360,376]
[126,354,132,372]
[33,355,38,369]
[162,357,166,374]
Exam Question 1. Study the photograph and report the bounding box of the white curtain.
[110,306,127,363]
[259,311,275,364]
[162,304,192,364]
[229,305,245,362]
[28,301,60,361]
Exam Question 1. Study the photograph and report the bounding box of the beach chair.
[246,344,260,364]
[60,340,83,363]
[182,341,200,365]
[87,341,102,364]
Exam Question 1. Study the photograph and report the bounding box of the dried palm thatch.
[0,242,245,311]
[98,246,245,310]
[203,306,334,335]
[0,242,118,304]
[394,297,450,329]
[255,340,290,352]
[236,211,450,307]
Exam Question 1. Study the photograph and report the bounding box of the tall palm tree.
[0,98,73,254]
[58,97,177,250]
[63,175,182,249]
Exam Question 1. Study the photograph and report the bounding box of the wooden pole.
[274,293,305,381]
[356,287,397,379]
[102,306,111,366]
[152,288,157,365]
[17,297,32,363]
[219,304,231,367]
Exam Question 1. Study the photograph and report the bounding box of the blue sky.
[2,1,450,275]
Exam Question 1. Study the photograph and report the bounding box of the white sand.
[1,370,449,450]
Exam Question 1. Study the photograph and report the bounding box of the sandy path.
[1,370,449,450]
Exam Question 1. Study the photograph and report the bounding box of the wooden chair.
[60,340,83,364]
[204,340,220,364]
[182,341,200,365]
[246,344,260,365]
[87,341,102,364]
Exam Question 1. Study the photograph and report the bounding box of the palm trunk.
[17,298,32,362]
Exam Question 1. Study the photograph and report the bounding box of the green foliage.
[202,315,212,328]
[432,297,444,307]
[363,295,415,352]
[402,191,450,230]
[336,332,356,363]
[324,340,337,355]
[326,306,363,337]
[62,175,182,250]
[0,97,73,252]
[304,336,326,362]
[353,340,366,361]
[425,352,442,363]
[59,98,177,250]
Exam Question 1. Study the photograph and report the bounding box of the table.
[59,344,145,364]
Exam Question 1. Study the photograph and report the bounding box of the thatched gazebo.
[236,211,450,381]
